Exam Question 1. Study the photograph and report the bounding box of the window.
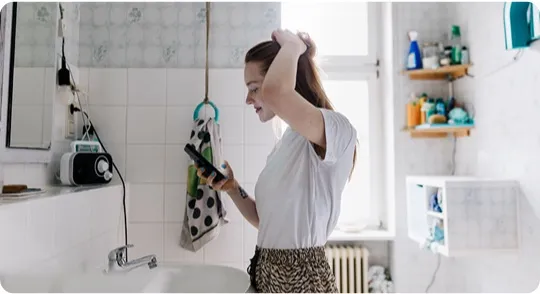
[280,3,384,230]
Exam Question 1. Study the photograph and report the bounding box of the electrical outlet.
[65,106,75,139]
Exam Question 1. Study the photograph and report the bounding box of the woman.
[198,29,357,293]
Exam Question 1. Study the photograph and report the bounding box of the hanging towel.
[180,117,228,252]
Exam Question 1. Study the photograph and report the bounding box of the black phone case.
[184,144,226,182]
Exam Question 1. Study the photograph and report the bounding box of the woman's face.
[244,62,276,122]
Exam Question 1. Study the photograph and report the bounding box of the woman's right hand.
[195,160,237,193]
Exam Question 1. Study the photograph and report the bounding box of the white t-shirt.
[254,108,357,249]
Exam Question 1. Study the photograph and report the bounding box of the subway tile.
[128,69,167,106]
[203,223,243,264]
[208,69,246,106]
[219,106,244,145]
[165,145,189,184]
[127,106,166,144]
[164,184,187,223]
[88,106,127,144]
[166,106,195,144]
[163,223,204,263]
[88,69,128,105]
[129,184,165,222]
[126,145,166,183]
[166,69,205,106]
[128,223,164,260]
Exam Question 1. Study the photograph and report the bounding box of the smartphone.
[184,143,226,182]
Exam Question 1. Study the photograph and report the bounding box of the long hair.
[244,33,357,177]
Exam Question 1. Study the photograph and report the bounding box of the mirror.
[6,2,56,150]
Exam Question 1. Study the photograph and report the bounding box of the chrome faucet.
[106,244,158,273]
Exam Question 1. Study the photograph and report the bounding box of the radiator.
[325,245,370,293]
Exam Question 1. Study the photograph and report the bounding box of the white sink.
[1,264,253,293]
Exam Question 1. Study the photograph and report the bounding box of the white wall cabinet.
[406,176,520,257]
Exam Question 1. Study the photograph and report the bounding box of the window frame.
[280,3,386,230]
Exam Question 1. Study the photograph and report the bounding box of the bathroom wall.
[450,2,540,292]
[77,2,278,68]
[389,2,463,293]
[2,1,80,185]
[75,2,279,270]
[0,1,120,281]
[0,185,123,277]
[391,2,540,293]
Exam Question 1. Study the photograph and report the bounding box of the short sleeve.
[319,108,357,164]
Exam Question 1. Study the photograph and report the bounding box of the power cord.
[55,4,128,258]
[70,106,129,259]
[425,137,457,293]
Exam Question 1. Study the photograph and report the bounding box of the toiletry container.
[461,46,469,64]
[406,31,423,70]
[450,25,462,64]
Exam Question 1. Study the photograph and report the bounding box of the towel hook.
[193,2,219,122]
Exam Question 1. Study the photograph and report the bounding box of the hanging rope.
[203,2,210,103]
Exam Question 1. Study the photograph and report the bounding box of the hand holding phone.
[184,144,226,182]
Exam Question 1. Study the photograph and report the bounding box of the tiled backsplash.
[0,185,123,276]
[78,2,280,68]
[77,68,277,269]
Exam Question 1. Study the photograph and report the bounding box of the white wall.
[0,185,123,277]
[76,67,276,270]
[390,2,458,292]
[451,2,540,292]
[391,2,540,293]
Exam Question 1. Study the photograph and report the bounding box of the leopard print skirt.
[247,246,338,293]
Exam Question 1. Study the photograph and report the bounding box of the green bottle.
[450,25,462,65]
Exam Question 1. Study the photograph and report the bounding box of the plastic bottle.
[406,31,423,70]
[435,98,446,116]
[461,46,469,65]
[450,25,462,65]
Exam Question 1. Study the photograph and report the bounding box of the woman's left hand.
[271,28,307,55]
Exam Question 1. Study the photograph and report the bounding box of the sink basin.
[1,264,253,293]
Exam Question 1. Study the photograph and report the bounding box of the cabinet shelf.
[403,124,474,138]
[402,64,472,80]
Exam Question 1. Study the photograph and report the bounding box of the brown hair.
[244,33,357,177]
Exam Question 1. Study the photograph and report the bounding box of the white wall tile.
[219,106,244,145]
[163,223,204,263]
[129,223,164,260]
[165,145,189,184]
[166,106,195,144]
[208,69,246,106]
[88,106,127,144]
[77,68,90,93]
[126,145,166,183]
[222,144,244,184]
[128,69,167,106]
[103,143,127,184]
[129,184,164,222]
[203,223,243,264]
[127,106,166,144]
[88,69,128,105]
[164,184,187,223]
[166,69,205,106]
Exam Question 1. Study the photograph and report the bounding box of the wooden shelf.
[402,64,471,80]
[404,125,474,138]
